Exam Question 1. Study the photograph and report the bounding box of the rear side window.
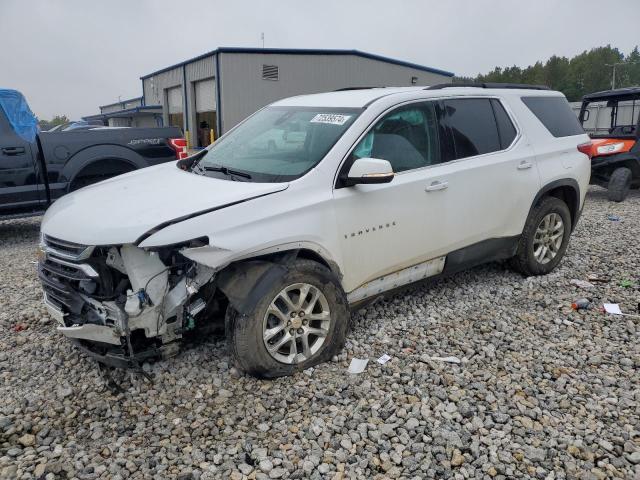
[491,99,517,148]
[522,96,584,137]
[444,98,501,159]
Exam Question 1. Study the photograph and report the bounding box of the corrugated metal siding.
[100,104,122,114]
[124,98,142,109]
[142,67,183,129]
[218,53,450,132]
[185,55,216,142]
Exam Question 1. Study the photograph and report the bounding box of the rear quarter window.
[521,96,584,137]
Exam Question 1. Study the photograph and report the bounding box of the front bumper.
[44,293,122,344]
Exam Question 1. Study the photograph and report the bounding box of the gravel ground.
[0,186,639,480]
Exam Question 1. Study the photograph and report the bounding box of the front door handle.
[517,161,533,170]
[425,180,448,192]
[2,147,25,156]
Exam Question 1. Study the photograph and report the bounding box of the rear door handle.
[2,147,25,156]
[425,180,448,192]
[517,161,533,170]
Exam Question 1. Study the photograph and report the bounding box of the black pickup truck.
[0,89,185,220]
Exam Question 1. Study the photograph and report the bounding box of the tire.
[511,196,572,276]
[607,167,632,202]
[226,259,349,378]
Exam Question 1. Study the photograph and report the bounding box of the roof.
[140,47,454,80]
[99,96,143,109]
[583,87,640,102]
[272,85,562,109]
[82,105,161,121]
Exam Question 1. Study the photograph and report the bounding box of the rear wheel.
[511,196,572,276]
[226,259,349,378]
[607,167,632,202]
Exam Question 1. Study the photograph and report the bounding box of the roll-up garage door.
[167,86,183,129]
[167,87,183,114]
[195,79,215,112]
[194,79,217,147]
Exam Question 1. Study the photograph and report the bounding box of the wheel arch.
[215,248,342,315]
[529,179,581,231]
[62,144,148,189]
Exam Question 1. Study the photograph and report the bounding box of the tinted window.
[444,98,501,159]
[491,99,517,148]
[351,102,441,173]
[522,96,584,137]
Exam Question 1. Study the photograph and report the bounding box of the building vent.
[262,64,279,81]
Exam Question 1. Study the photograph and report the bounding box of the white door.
[432,97,540,253]
[333,97,541,298]
[333,101,449,295]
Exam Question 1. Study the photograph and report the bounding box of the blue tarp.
[0,89,38,143]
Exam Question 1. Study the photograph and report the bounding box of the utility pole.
[261,32,265,49]
[605,61,639,89]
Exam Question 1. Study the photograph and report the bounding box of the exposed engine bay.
[38,235,225,368]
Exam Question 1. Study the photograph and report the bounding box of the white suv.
[39,84,591,377]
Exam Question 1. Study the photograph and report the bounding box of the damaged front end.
[38,235,221,368]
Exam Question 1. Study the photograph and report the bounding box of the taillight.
[577,141,593,159]
[169,138,188,159]
[588,138,636,158]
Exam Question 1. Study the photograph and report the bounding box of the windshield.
[196,106,361,182]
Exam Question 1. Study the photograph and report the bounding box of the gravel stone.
[0,188,639,479]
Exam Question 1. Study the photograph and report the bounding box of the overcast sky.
[1,0,638,120]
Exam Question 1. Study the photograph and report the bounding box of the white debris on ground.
[0,186,639,479]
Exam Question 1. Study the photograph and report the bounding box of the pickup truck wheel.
[607,167,632,202]
[226,259,349,378]
[511,196,572,276]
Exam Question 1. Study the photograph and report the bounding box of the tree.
[37,114,70,131]
[471,45,639,101]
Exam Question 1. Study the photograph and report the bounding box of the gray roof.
[140,47,454,80]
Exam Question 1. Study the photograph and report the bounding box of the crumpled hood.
[41,162,288,245]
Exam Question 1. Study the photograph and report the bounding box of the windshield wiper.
[203,165,252,180]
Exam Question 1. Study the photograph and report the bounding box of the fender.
[61,144,148,184]
[216,259,290,315]
[529,178,580,230]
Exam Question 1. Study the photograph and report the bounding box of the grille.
[39,236,104,325]
[43,235,94,260]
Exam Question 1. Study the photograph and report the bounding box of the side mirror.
[344,157,394,187]
[581,109,590,122]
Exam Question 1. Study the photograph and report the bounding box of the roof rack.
[426,82,550,91]
[333,86,385,91]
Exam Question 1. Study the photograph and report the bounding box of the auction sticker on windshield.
[310,113,352,125]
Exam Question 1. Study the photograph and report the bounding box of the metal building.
[83,97,163,127]
[140,47,454,148]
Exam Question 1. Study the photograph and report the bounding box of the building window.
[262,64,279,81]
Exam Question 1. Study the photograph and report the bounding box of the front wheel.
[226,259,349,378]
[511,196,572,276]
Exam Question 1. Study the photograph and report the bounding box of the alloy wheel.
[533,212,565,264]
[262,283,331,364]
